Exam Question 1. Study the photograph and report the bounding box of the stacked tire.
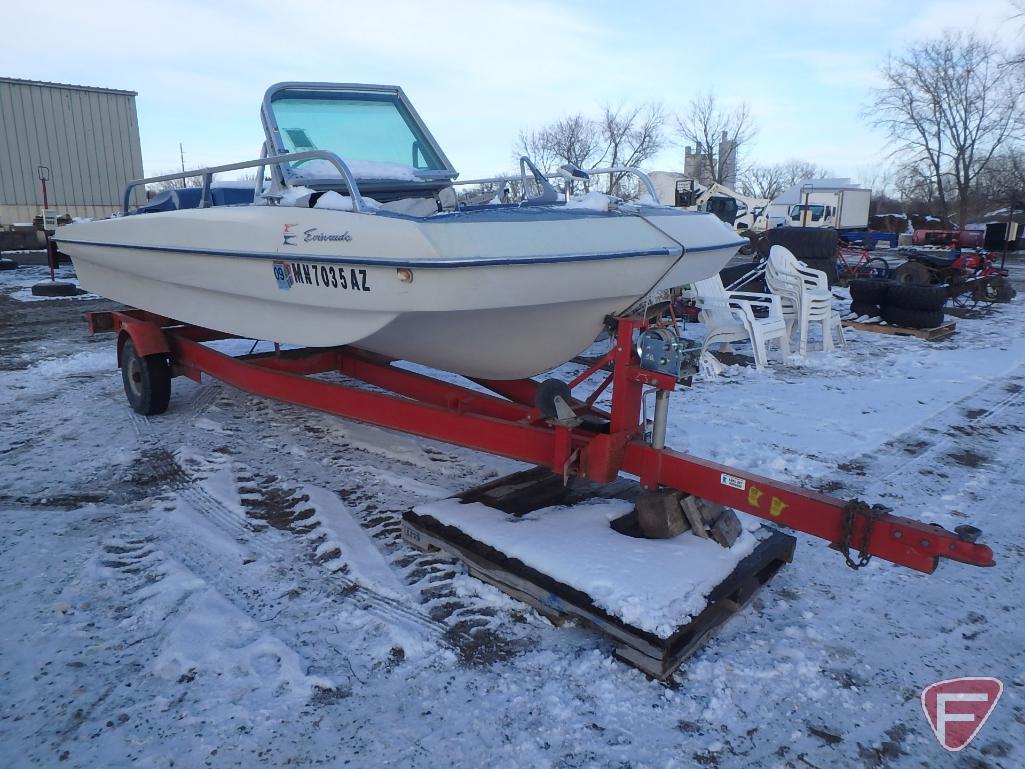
[849,279,946,329]
[756,228,840,286]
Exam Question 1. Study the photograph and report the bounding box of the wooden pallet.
[402,467,796,680]
[842,318,956,341]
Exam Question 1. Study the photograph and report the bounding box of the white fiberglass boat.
[55,82,745,379]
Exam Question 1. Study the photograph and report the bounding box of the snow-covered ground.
[1,260,1023,768]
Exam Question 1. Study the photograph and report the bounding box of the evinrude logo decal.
[282,223,299,246]
[303,228,352,243]
[272,261,371,293]
[272,260,293,290]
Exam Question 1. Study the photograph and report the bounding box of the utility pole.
[179,143,186,188]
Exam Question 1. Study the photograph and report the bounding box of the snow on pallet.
[842,318,956,341]
[402,467,795,680]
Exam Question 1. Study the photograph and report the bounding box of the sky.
[1,0,1021,190]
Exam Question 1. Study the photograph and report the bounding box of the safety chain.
[838,499,887,570]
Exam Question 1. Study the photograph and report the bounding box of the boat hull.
[57,205,743,379]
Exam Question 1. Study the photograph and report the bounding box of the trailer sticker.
[272,261,370,292]
[720,473,746,491]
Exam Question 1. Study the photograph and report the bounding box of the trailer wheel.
[535,379,573,420]
[121,338,171,415]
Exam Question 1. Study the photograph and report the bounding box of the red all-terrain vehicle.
[893,246,1015,308]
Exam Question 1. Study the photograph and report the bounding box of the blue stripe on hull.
[53,238,746,269]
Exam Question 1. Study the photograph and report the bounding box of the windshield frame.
[261,82,458,188]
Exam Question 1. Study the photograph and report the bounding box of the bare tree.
[738,159,831,199]
[870,32,1025,225]
[515,103,666,196]
[595,103,666,194]
[1009,0,1025,66]
[517,115,602,174]
[675,92,755,186]
[855,162,895,198]
[737,164,785,199]
[974,147,1025,212]
[456,172,525,205]
[893,160,942,207]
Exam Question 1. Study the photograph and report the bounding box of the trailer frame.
[86,308,994,575]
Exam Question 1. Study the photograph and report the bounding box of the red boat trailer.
[87,308,994,575]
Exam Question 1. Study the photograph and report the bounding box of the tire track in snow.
[821,367,1025,497]
[122,372,527,661]
[157,491,448,672]
[122,402,454,646]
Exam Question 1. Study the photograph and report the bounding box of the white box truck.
[755,179,871,232]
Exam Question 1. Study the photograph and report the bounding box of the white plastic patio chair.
[766,245,847,355]
[766,251,840,355]
[692,275,790,369]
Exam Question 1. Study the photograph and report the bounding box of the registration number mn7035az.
[273,260,370,293]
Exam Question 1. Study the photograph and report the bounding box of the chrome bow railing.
[121,150,369,214]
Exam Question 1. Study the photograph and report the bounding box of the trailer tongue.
[89,309,994,676]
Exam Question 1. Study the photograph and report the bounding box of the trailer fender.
[116,321,171,368]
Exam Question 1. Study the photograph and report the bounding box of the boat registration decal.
[272,260,370,292]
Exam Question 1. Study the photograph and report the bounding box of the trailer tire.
[880,305,945,330]
[849,279,891,305]
[0,257,18,270]
[893,260,932,285]
[121,338,171,416]
[759,227,839,263]
[885,283,947,312]
[849,301,880,318]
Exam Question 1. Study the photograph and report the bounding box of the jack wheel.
[121,338,171,415]
[535,379,573,420]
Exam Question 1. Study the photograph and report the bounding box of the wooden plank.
[456,465,640,516]
[402,507,796,680]
[841,319,956,341]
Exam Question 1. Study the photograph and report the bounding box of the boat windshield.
[269,88,447,173]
